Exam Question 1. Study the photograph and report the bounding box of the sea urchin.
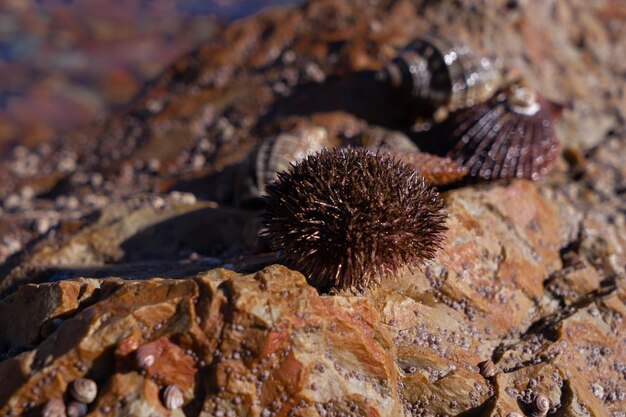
[263,148,447,291]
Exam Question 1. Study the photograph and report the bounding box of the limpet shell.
[441,84,560,180]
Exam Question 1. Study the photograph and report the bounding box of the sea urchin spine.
[263,148,447,291]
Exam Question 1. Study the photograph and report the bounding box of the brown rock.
[0,0,624,416]
[0,266,401,416]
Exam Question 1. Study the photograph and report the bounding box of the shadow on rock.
[119,206,264,262]
[261,71,417,128]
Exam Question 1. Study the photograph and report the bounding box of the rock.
[0,266,400,417]
[0,0,624,416]
[0,179,623,416]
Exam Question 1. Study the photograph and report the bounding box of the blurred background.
[0,0,299,153]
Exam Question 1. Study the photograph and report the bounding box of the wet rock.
[0,0,624,416]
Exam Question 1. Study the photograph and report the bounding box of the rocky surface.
[0,0,625,416]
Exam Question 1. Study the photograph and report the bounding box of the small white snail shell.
[135,343,160,369]
[531,393,550,417]
[66,401,88,417]
[42,398,66,417]
[69,378,97,404]
[162,385,184,410]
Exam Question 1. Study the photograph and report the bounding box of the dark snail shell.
[531,394,550,417]
[379,35,501,112]
[162,385,184,410]
[441,85,560,180]
[42,398,66,417]
[69,378,97,404]
[236,127,331,205]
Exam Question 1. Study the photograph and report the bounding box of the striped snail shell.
[236,127,331,205]
[379,35,501,112]
[69,378,97,404]
[442,84,560,180]
[478,359,496,378]
[531,393,550,417]
[42,398,66,417]
[161,385,184,410]
[135,343,160,369]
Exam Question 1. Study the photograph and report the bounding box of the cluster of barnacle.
[240,35,561,292]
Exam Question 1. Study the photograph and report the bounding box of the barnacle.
[263,148,447,291]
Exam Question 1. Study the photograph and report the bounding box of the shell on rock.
[531,393,550,417]
[236,127,331,205]
[69,378,97,404]
[385,150,467,185]
[135,343,160,369]
[162,385,184,410]
[442,84,560,180]
[379,35,501,112]
[66,401,88,417]
[478,359,496,378]
[42,398,66,417]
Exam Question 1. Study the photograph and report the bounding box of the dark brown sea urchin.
[263,148,447,291]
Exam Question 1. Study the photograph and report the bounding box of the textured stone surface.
[0,0,624,416]
[0,178,624,416]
